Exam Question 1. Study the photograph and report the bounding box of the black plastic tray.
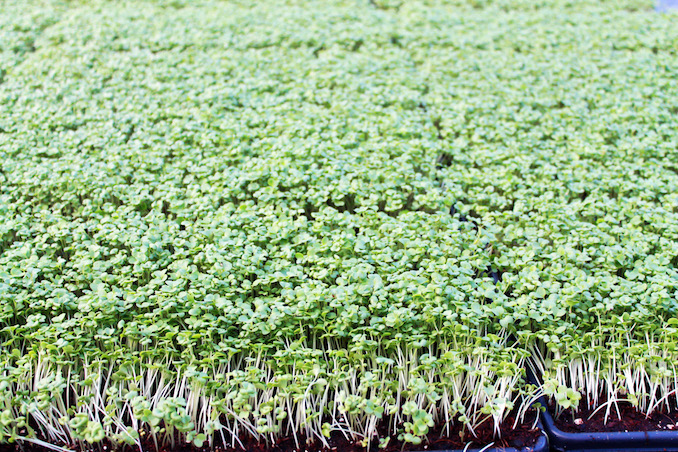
[538,400,678,452]
[526,368,678,452]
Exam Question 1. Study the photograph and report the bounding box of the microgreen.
[2,0,677,450]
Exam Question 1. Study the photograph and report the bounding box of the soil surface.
[0,412,542,452]
[552,400,678,433]
[252,412,540,452]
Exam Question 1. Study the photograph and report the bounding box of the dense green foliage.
[1,0,677,449]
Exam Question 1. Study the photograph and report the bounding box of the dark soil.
[0,411,542,452]
[552,400,678,433]
[244,411,541,452]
